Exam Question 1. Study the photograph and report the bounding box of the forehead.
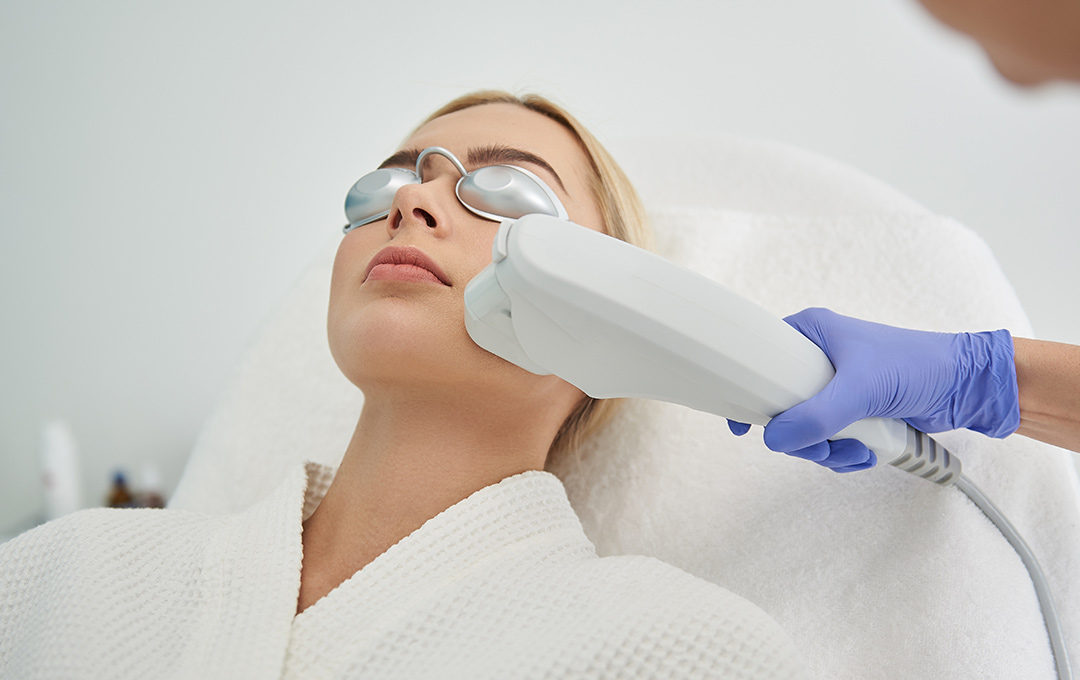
[403,103,590,184]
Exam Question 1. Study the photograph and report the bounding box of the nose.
[386,179,452,235]
[386,155,462,236]
[393,202,437,230]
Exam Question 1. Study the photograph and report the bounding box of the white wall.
[2,0,1078,533]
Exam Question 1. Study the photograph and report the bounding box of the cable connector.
[890,428,962,485]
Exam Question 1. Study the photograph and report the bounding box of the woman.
[0,92,808,679]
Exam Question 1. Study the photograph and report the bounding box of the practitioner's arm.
[1013,337,1080,452]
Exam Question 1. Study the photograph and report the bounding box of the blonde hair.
[416,90,653,463]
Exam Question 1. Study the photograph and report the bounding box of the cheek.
[325,229,492,384]
[332,228,381,275]
[327,230,384,366]
[455,225,501,287]
[564,193,606,235]
[328,226,388,310]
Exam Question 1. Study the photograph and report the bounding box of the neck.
[297,386,569,613]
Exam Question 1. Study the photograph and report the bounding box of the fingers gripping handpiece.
[463,215,1069,680]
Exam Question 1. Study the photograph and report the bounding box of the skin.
[1014,338,1080,452]
[297,103,605,615]
[917,0,1080,85]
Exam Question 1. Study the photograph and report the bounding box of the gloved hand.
[728,307,1021,473]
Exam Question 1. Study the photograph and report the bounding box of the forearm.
[1012,337,1080,453]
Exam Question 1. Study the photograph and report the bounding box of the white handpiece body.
[464,215,911,465]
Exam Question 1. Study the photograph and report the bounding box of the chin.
[328,300,501,391]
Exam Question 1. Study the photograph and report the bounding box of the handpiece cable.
[893,429,1072,680]
[953,474,1072,680]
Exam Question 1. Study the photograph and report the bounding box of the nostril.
[413,208,436,228]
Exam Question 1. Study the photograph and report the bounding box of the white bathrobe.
[0,463,807,680]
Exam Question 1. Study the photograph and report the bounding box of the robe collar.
[201,461,594,677]
[291,463,596,626]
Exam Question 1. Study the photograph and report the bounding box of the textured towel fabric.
[1,463,807,680]
[0,464,312,680]
[168,138,1080,679]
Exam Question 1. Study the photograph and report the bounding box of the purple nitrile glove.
[728,307,1021,473]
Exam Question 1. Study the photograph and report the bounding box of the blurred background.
[2,0,1078,536]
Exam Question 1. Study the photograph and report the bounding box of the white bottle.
[40,420,83,520]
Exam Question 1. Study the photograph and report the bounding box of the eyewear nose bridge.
[415,146,468,180]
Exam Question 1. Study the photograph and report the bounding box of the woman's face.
[328,103,605,407]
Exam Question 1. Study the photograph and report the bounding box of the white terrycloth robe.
[0,463,807,680]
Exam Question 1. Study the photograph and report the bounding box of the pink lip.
[363,246,451,286]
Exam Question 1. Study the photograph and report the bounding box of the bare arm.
[1013,337,1080,453]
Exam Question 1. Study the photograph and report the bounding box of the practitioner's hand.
[728,308,1021,472]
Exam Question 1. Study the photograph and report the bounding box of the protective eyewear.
[343,146,568,233]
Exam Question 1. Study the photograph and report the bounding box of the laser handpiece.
[464,215,956,482]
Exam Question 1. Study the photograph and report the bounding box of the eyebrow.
[378,145,568,195]
[378,148,422,170]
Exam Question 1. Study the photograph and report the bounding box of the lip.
[363,246,452,286]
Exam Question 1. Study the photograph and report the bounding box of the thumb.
[763,377,863,453]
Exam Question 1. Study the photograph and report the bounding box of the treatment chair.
[171,137,1080,680]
